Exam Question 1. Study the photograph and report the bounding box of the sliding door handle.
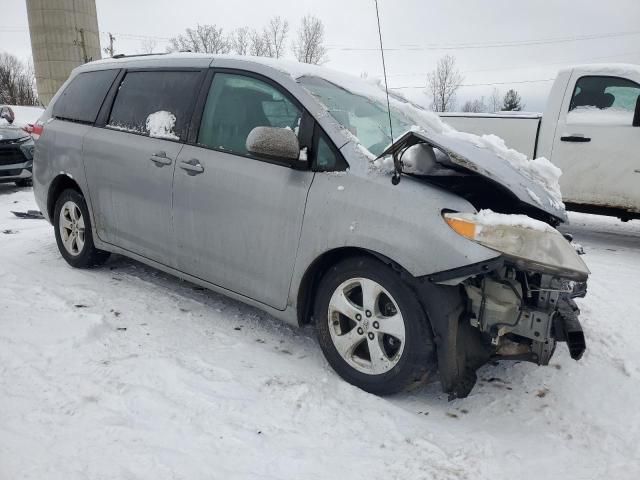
[179,159,204,175]
[561,135,591,143]
[149,152,172,166]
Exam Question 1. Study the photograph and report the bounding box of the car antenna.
[374,0,401,185]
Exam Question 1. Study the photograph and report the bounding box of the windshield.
[298,76,415,157]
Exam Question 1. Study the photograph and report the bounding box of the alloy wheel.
[59,200,85,256]
[327,277,406,375]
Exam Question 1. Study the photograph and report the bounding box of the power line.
[390,78,556,90]
[386,49,640,78]
[326,29,640,52]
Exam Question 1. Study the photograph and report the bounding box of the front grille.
[0,147,26,166]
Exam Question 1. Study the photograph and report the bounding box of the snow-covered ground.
[0,105,44,128]
[1,184,639,479]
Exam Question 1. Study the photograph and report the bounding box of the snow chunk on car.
[146,111,178,140]
[472,209,556,232]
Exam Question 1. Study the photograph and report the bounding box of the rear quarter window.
[52,69,119,124]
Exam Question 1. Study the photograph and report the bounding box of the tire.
[15,178,32,187]
[314,256,434,395]
[53,189,110,268]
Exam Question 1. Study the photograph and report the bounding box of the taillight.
[31,122,44,141]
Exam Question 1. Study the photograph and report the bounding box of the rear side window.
[53,69,119,124]
[107,71,201,141]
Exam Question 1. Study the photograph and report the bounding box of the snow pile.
[567,106,635,126]
[146,111,178,140]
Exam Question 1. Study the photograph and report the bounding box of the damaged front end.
[465,270,586,366]
[378,129,590,398]
[414,258,588,399]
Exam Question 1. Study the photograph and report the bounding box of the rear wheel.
[314,256,434,395]
[53,189,110,268]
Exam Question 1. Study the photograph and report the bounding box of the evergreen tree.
[502,89,524,111]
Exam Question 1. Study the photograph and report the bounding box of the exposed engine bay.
[464,267,586,366]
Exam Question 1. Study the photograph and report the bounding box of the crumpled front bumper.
[413,258,588,399]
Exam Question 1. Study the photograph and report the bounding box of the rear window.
[107,71,201,141]
[52,69,119,124]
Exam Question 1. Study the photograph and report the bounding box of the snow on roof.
[560,63,640,78]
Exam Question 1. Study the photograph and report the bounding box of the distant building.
[26,0,102,105]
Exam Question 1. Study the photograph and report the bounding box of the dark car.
[0,106,36,187]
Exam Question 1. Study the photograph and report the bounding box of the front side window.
[568,75,640,126]
[107,71,201,141]
[197,73,302,156]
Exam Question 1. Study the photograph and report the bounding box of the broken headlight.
[444,211,590,281]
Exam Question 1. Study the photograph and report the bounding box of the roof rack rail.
[111,52,169,60]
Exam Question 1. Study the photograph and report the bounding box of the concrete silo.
[26,0,102,105]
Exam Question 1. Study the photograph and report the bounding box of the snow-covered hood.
[380,130,568,223]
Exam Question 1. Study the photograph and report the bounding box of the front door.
[84,69,203,265]
[552,73,640,212]
[172,71,313,309]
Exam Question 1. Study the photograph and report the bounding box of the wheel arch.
[47,174,84,221]
[296,246,410,326]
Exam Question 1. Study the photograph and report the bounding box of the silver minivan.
[33,53,590,398]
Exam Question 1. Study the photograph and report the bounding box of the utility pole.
[104,32,116,57]
[74,28,90,63]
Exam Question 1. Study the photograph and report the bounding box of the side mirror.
[246,126,303,164]
[0,106,15,124]
[633,96,640,127]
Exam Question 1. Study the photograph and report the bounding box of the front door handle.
[150,152,172,166]
[179,159,204,175]
[561,135,591,143]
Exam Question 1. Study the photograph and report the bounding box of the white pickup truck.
[441,64,640,221]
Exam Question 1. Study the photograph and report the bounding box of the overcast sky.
[2,0,639,110]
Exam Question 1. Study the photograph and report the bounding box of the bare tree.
[231,27,250,56]
[138,38,157,54]
[167,24,230,54]
[264,16,289,58]
[461,97,487,113]
[0,52,39,106]
[249,29,269,56]
[426,55,464,112]
[292,15,328,64]
[489,88,502,112]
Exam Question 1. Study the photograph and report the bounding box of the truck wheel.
[53,189,110,268]
[314,256,434,395]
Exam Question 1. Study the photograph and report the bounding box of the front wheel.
[53,189,110,268]
[314,257,435,395]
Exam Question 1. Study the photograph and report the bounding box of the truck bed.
[439,112,542,159]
